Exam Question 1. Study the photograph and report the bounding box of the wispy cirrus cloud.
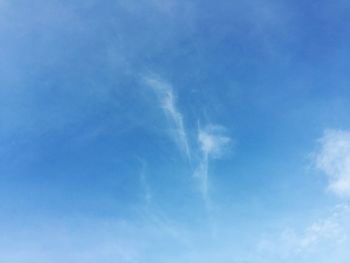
[144,75,233,207]
[143,75,191,159]
[194,124,231,201]
[314,129,350,198]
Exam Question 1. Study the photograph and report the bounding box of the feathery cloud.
[198,125,231,158]
[314,129,350,197]
[194,124,231,199]
[144,75,191,159]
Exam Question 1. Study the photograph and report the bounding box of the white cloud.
[143,75,234,216]
[314,129,350,197]
[286,209,346,253]
[194,124,231,200]
[198,125,231,158]
[256,129,350,261]
[257,204,350,260]
[144,75,191,159]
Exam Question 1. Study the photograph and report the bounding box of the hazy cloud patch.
[314,129,350,197]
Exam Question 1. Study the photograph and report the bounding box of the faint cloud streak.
[194,124,231,201]
[144,75,191,159]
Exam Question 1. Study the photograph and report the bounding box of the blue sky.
[1,0,350,262]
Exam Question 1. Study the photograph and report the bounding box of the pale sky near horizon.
[2,0,350,262]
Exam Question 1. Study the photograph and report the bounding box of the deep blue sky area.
[1,0,350,262]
